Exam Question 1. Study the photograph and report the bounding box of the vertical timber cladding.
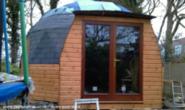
[59,16,163,109]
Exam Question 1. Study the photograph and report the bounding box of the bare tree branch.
[157,14,167,41]
[143,0,160,15]
[180,22,185,28]
[34,0,44,15]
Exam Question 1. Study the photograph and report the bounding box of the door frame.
[81,20,143,101]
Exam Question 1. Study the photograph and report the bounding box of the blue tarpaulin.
[0,82,27,103]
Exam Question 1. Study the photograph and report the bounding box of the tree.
[50,0,59,9]
[97,0,159,14]
[158,0,185,62]
[34,0,44,15]
[34,0,60,16]
[116,0,144,13]
[142,0,160,15]
[7,0,20,64]
[0,0,3,71]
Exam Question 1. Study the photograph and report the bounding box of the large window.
[82,22,142,101]
[84,24,110,94]
[116,26,140,94]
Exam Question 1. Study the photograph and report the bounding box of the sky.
[26,0,185,40]
[151,1,185,40]
[3,0,184,64]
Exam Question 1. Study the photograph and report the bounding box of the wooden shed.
[28,1,163,109]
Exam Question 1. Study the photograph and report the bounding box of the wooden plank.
[64,43,81,48]
[143,59,162,64]
[143,72,162,77]
[61,61,81,67]
[65,38,82,44]
[60,57,81,62]
[60,81,81,86]
[60,66,81,71]
[143,41,158,45]
[70,29,82,34]
[60,91,81,96]
[143,100,162,104]
[62,52,81,58]
[143,55,161,59]
[143,63,162,68]
[144,81,162,86]
[60,76,81,81]
[143,45,159,51]
[143,95,162,100]
[144,90,162,95]
[60,71,81,76]
[70,24,82,30]
[60,86,81,91]
[144,77,162,82]
[63,48,81,53]
[143,67,162,71]
[144,85,162,91]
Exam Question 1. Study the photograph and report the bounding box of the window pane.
[84,24,110,93]
[174,45,182,56]
[116,25,140,94]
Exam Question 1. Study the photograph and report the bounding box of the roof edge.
[73,11,155,19]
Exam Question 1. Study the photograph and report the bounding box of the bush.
[0,61,20,75]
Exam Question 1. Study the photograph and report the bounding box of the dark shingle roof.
[28,2,153,64]
[28,14,75,64]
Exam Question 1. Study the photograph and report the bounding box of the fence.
[164,63,185,96]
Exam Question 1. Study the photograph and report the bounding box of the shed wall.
[59,16,163,109]
[59,18,82,106]
[29,64,60,102]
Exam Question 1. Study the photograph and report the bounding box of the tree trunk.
[164,1,173,62]
[7,0,20,64]
[50,0,59,9]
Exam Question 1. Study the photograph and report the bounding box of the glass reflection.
[116,26,140,94]
[84,24,110,93]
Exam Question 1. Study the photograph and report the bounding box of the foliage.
[171,54,185,63]
[1,61,20,75]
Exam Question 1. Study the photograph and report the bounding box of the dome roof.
[28,0,154,64]
[43,0,131,18]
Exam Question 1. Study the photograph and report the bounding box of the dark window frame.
[82,21,143,101]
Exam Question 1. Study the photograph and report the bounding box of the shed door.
[83,22,142,101]
[115,25,140,94]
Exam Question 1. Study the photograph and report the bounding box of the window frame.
[82,21,143,101]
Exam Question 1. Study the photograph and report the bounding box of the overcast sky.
[26,0,185,40]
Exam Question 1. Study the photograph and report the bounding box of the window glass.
[84,24,110,93]
[174,45,182,56]
[116,26,140,94]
